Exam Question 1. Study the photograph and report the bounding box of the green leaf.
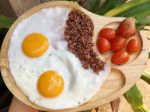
[136,18,150,26]
[104,0,150,17]
[124,85,150,112]
[0,16,15,29]
[124,85,143,107]
[135,10,150,19]
[141,71,150,85]
[97,0,125,15]
[87,0,101,12]
[116,1,150,17]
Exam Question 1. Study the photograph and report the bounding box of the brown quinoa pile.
[64,10,104,73]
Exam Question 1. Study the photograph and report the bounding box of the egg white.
[8,7,111,109]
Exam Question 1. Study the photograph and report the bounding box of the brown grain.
[64,10,104,73]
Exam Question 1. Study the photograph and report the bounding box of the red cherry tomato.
[99,28,116,40]
[97,37,111,53]
[111,36,126,52]
[127,39,140,54]
[111,50,129,65]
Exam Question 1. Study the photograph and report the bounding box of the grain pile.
[64,10,104,73]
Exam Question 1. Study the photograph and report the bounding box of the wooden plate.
[0,1,150,112]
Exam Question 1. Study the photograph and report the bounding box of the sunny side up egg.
[8,7,111,109]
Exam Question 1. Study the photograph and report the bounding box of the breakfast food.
[8,7,110,109]
[117,18,137,38]
[127,39,140,54]
[111,50,130,65]
[111,36,126,52]
[64,10,104,73]
[97,18,140,65]
[99,28,116,40]
[97,37,111,53]
[22,33,49,58]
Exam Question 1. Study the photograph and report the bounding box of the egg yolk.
[22,33,49,58]
[37,71,64,98]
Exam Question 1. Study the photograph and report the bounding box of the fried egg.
[8,7,111,109]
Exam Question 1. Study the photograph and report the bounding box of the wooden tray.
[0,1,150,112]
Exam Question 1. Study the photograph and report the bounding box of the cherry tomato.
[99,28,116,40]
[127,39,140,54]
[111,36,126,52]
[97,37,111,53]
[111,50,129,65]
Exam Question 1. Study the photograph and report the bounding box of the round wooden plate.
[0,1,150,112]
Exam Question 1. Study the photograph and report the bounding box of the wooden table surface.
[97,59,150,112]
[96,80,150,112]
